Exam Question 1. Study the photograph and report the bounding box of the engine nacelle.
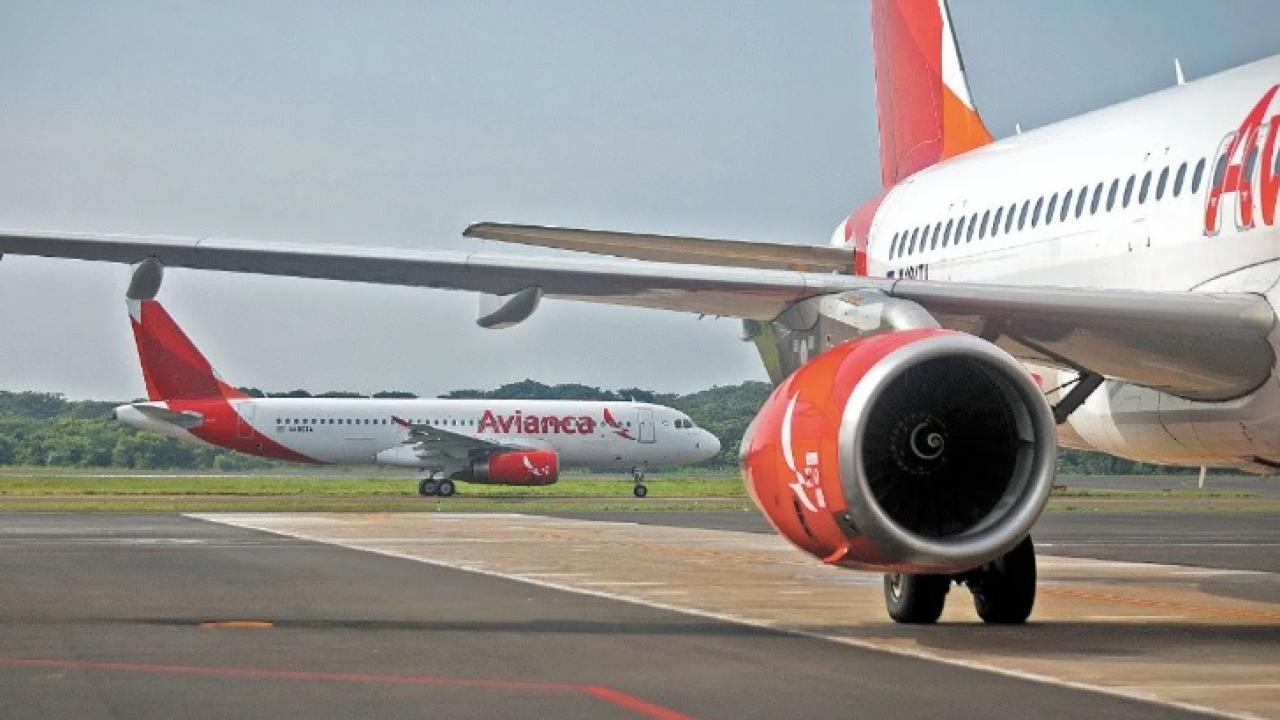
[467,449,560,486]
[741,329,1056,573]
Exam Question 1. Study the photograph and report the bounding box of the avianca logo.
[478,409,596,435]
[1205,84,1280,235]
[522,455,553,477]
[780,394,826,514]
[602,408,634,440]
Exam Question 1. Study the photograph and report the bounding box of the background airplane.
[2,0,1279,625]
[115,290,719,497]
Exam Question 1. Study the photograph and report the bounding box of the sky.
[0,1,1276,400]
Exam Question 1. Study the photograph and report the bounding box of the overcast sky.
[0,1,1276,400]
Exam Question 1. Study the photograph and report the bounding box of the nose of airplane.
[699,430,722,459]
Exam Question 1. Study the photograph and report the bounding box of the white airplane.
[113,295,720,497]
[2,0,1278,624]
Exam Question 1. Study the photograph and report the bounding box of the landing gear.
[631,468,648,498]
[883,573,950,624]
[418,478,438,497]
[967,536,1036,624]
[883,536,1037,624]
[435,479,457,498]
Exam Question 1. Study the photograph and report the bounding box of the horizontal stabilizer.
[464,223,855,274]
[131,404,203,428]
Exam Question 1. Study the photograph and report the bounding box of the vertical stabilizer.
[871,0,993,186]
[127,299,245,401]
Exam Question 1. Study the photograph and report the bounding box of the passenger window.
[888,232,898,258]
[1173,162,1187,196]
[1018,201,1029,230]
[1155,167,1169,200]
[931,222,941,250]
[1138,171,1151,203]
[1106,179,1119,211]
[966,213,977,242]
[1075,185,1087,218]
[1045,194,1057,225]
[1191,158,1206,193]
[1090,182,1103,214]
[1122,175,1135,208]
[979,210,990,239]
[1005,203,1016,233]
[910,227,920,254]
[1031,197,1043,228]
[942,218,954,247]
[1061,190,1072,222]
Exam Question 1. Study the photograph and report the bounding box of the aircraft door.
[236,403,255,439]
[637,408,656,444]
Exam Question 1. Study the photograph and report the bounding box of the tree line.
[0,383,1190,474]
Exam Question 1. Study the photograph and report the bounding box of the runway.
[1,513,1277,719]
[550,510,1280,573]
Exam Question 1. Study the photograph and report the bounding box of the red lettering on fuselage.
[1205,84,1280,235]
[478,409,596,435]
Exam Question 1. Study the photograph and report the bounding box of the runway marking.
[198,620,274,629]
[1041,587,1280,622]
[0,655,695,720]
[579,581,668,587]
[1080,615,1188,622]
[192,513,1278,720]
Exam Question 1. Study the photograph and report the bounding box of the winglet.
[871,0,993,186]
[127,299,245,401]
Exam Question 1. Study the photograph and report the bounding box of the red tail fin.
[127,299,245,401]
[871,0,993,187]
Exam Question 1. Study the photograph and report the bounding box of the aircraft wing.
[0,228,1273,401]
[390,416,527,462]
[463,222,856,273]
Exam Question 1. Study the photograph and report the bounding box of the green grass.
[0,471,1273,513]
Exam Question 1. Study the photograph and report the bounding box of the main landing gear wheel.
[631,468,648,498]
[418,479,438,497]
[969,536,1037,624]
[884,573,950,624]
[435,479,457,498]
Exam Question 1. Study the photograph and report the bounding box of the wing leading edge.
[0,228,1273,401]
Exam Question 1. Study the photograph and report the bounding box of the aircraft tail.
[127,299,245,401]
[871,0,993,187]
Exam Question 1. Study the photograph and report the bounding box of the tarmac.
[1,511,1277,719]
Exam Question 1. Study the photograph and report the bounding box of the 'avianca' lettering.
[1205,84,1280,234]
[478,409,596,435]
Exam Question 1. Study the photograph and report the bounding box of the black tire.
[436,479,456,498]
[971,536,1036,624]
[418,479,437,497]
[633,484,648,498]
[884,573,950,624]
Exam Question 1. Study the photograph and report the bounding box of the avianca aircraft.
[4,0,1280,624]
[115,296,720,497]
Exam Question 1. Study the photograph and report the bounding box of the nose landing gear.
[631,468,648,498]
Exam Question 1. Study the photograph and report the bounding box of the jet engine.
[741,329,1056,574]
[467,449,560,486]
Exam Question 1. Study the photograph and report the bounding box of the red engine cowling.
[741,329,1056,574]
[469,449,560,486]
